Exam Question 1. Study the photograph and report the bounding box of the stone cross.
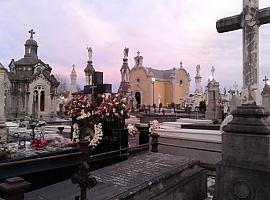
[137,51,140,56]
[29,29,35,39]
[263,76,269,85]
[216,0,270,104]
[180,61,183,68]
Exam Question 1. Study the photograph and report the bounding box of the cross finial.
[263,76,269,85]
[72,64,75,69]
[137,51,140,56]
[180,61,183,68]
[29,29,35,39]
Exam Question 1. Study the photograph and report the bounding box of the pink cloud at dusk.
[0,0,269,93]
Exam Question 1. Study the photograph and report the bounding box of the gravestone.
[215,105,270,199]
[205,67,221,120]
[215,1,270,199]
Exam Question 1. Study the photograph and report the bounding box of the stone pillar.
[0,68,6,134]
[0,177,31,200]
[170,75,176,104]
[215,104,270,199]
[205,80,220,120]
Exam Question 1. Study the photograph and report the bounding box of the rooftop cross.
[72,64,75,69]
[263,76,269,85]
[137,51,140,56]
[29,29,35,39]
[180,61,183,68]
[216,0,270,104]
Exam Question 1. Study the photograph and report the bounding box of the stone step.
[157,128,221,165]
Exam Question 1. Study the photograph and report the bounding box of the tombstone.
[205,67,221,120]
[215,1,270,199]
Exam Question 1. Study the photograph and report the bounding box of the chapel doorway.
[135,92,141,109]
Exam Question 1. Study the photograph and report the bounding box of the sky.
[0,0,269,93]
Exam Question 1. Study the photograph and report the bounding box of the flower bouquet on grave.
[31,138,48,150]
[149,120,160,135]
[98,94,130,126]
[65,95,103,149]
[97,94,130,141]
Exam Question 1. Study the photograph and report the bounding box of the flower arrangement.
[98,94,130,124]
[127,124,139,136]
[65,95,103,148]
[65,94,131,148]
[149,120,160,135]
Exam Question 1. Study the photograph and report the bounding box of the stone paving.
[25,152,202,200]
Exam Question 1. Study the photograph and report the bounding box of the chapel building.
[3,30,59,120]
[120,51,191,108]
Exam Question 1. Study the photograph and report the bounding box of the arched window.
[40,91,45,111]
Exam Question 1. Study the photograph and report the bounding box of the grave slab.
[25,152,207,200]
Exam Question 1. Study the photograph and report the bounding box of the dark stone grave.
[25,152,207,200]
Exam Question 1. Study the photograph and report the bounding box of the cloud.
[0,0,269,94]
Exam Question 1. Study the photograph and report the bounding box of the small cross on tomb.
[263,76,269,85]
[29,29,35,39]
[216,0,270,104]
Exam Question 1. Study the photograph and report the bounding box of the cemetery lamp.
[152,77,155,106]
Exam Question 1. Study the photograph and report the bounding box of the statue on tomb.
[124,47,129,58]
[87,46,92,62]
[196,65,201,77]
[211,66,215,78]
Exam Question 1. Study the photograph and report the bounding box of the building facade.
[3,30,59,120]
[128,52,190,108]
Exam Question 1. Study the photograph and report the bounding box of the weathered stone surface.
[216,0,270,104]
[25,153,207,200]
[215,105,270,199]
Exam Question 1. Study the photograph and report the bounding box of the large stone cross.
[216,0,270,104]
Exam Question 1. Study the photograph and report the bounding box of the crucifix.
[216,0,270,104]
[263,76,269,85]
[29,29,35,39]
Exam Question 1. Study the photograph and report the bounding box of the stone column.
[215,104,270,199]
[170,74,176,104]
[0,68,6,134]
[242,0,260,104]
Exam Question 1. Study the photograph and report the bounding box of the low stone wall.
[140,114,177,123]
